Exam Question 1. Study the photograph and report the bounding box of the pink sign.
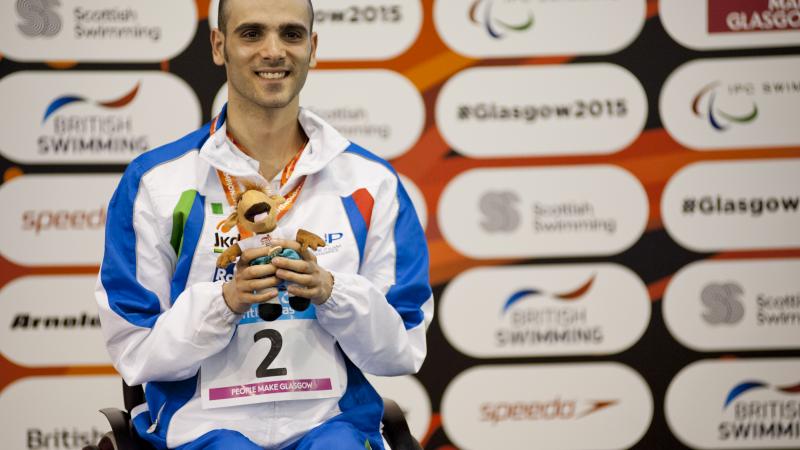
[209,378,333,401]
[708,0,800,33]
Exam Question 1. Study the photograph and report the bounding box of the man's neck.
[225,98,306,182]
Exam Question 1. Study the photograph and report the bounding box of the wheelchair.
[82,380,421,450]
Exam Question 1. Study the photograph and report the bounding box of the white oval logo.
[0,375,123,449]
[365,374,431,441]
[666,358,800,448]
[436,64,647,157]
[0,71,202,164]
[664,258,800,352]
[440,264,650,357]
[210,0,422,61]
[661,0,800,50]
[0,275,108,367]
[0,174,120,266]
[660,55,800,150]
[441,363,653,450]
[434,0,646,58]
[661,158,800,252]
[303,70,425,159]
[312,0,422,60]
[213,69,425,160]
[399,174,428,230]
[0,0,196,62]
[438,165,648,258]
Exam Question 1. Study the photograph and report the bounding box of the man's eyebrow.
[233,22,265,33]
[232,21,309,34]
[281,22,309,32]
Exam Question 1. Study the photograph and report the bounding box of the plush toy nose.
[244,202,271,222]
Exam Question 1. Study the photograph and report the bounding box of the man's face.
[211,0,317,111]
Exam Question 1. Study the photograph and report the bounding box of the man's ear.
[309,32,318,68]
[218,211,239,233]
[210,28,226,67]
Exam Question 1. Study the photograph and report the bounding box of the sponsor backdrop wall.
[0,0,798,449]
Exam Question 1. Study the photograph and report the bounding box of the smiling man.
[95,0,433,449]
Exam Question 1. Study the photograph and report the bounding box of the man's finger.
[241,277,281,292]
[287,284,315,299]
[276,270,312,286]
[271,256,310,274]
[241,263,277,279]
[240,246,278,265]
[301,246,318,263]
[238,289,278,304]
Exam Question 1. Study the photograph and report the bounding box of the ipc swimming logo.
[469,0,534,39]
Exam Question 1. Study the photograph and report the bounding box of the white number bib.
[200,293,341,409]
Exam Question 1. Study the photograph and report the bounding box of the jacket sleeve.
[95,162,240,386]
[316,174,434,376]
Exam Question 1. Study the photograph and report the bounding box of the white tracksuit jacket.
[95,105,433,449]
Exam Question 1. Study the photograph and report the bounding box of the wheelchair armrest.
[381,398,422,450]
[98,408,139,450]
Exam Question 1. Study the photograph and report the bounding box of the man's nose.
[259,33,286,60]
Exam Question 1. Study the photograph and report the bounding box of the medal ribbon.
[210,113,307,238]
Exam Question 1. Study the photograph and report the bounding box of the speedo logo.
[480,398,618,425]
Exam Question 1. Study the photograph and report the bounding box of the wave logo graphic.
[42,83,141,123]
[469,0,534,39]
[692,82,759,131]
[501,275,596,314]
[16,0,61,38]
[723,380,800,409]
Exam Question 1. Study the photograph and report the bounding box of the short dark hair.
[218,0,315,34]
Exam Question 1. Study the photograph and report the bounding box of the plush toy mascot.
[215,185,326,321]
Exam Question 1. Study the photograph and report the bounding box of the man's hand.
[222,246,282,314]
[269,238,334,305]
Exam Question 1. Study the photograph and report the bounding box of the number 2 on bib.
[254,329,287,377]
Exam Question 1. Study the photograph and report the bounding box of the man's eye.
[242,30,260,39]
[284,31,302,40]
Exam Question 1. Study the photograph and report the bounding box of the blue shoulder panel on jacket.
[101,124,211,329]
[343,144,432,331]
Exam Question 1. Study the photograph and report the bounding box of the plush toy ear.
[217,211,239,233]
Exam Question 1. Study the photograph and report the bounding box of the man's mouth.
[244,202,271,222]
[256,70,288,80]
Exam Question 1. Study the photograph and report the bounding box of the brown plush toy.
[215,184,326,321]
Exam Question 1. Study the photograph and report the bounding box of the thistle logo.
[501,275,595,315]
[16,0,61,38]
[692,81,759,131]
[701,282,745,325]
[723,380,800,409]
[469,0,534,39]
[42,83,141,123]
